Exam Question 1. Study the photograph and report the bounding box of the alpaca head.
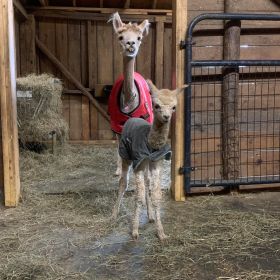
[147,80,188,124]
[109,12,150,58]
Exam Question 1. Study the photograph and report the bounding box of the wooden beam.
[27,6,172,15]
[35,37,110,122]
[30,10,172,23]
[0,0,21,206]
[13,0,28,21]
[100,0,103,8]
[73,0,76,7]
[171,0,188,201]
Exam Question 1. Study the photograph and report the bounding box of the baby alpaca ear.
[109,12,124,33]
[138,19,150,36]
[146,79,158,96]
[174,84,188,96]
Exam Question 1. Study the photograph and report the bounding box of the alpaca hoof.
[132,231,139,240]
[158,232,168,241]
[148,217,155,223]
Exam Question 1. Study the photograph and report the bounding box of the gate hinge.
[179,40,186,50]
[179,166,196,175]
[179,40,196,50]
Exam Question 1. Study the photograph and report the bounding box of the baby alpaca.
[112,80,187,241]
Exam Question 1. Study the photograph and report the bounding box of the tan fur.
[112,81,187,241]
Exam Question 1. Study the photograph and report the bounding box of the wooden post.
[222,0,240,181]
[171,0,188,201]
[0,0,21,206]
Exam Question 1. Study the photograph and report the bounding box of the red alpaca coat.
[108,72,154,134]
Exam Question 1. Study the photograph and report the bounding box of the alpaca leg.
[150,162,167,241]
[115,135,122,176]
[112,159,130,219]
[132,169,145,239]
[144,167,155,222]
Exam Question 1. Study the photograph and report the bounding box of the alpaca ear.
[138,19,150,36]
[109,12,124,33]
[173,84,188,96]
[146,79,158,96]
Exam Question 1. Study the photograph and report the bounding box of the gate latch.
[179,166,196,174]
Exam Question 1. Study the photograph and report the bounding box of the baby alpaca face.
[146,80,187,124]
[152,90,178,123]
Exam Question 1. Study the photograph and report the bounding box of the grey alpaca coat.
[119,118,171,170]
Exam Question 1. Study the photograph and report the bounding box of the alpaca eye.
[172,106,176,111]
[119,36,123,41]
[154,104,160,109]
[137,36,141,41]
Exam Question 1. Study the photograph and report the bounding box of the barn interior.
[0,0,280,279]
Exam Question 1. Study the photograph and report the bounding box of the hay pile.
[16,73,69,144]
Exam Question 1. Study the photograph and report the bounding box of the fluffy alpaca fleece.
[112,80,187,241]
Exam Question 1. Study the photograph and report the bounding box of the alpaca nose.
[126,41,135,46]
[163,115,170,121]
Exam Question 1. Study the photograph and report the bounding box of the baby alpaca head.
[109,12,150,58]
[146,80,187,124]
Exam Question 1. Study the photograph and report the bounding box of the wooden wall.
[15,0,280,143]
[15,14,172,141]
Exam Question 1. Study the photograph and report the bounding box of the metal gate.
[183,13,280,194]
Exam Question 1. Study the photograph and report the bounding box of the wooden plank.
[32,10,172,23]
[35,37,110,122]
[38,19,56,75]
[87,21,97,89]
[87,20,99,140]
[14,19,20,76]
[97,21,114,84]
[113,23,123,81]
[163,23,172,88]
[13,0,28,21]
[55,18,68,86]
[19,15,36,75]
[81,20,90,140]
[171,0,188,201]
[68,20,82,140]
[136,24,153,79]
[155,17,164,88]
[0,0,21,206]
[28,6,172,15]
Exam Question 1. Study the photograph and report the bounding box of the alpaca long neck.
[148,118,170,150]
[123,56,136,104]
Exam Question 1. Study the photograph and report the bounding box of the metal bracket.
[179,166,195,175]
[180,40,195,50]
[179,40,186,50]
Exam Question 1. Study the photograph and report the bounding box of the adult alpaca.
[112,80,187,241]
[108,12,154,175]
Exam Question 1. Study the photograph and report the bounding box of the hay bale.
[16,73,69,145]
